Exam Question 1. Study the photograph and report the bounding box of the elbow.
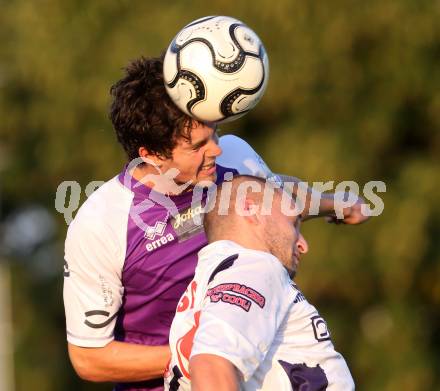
[68,344,105,382]
[70,355,101,382]
[76,368,102,383]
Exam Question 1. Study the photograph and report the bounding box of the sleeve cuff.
[66,330,114,348]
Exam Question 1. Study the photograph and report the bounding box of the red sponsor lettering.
[222,293,251,311]
[206,282,265,309]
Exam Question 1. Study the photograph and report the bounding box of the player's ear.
[138,147,164,167]
[240,197,261,225]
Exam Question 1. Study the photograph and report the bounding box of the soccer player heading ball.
[63,16,367,391]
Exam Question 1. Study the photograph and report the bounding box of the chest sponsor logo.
[206,283,266,312]
[171,204,204,241]
[311,315,332,342]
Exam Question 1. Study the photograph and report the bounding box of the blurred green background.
[0,0,439,390]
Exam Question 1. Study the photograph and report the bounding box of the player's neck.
[131,164,191,196]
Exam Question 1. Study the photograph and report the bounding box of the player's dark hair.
[110,56,194,161]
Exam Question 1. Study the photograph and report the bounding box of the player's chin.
[196,167,217,184]
[289,258,299,279]
[287,267,297,280]
[195,175,217,187]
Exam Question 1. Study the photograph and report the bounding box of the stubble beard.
[264,223,296,280]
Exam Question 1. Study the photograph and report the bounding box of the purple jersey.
[63,135,279,390]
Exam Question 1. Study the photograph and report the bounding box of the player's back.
[165,240,354,391]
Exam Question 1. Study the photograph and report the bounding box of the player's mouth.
[200,162,216,175]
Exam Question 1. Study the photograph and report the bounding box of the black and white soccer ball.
[163,16,269,123]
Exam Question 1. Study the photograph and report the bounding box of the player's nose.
[297,234,309,254]
[209,137,222,158]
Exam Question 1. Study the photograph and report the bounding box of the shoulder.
[65,176,133,264]
[217,135,280,183]
[218,134,256,156]
[236,249,289,280]
[71,176,133,230]
[217,135,267,175]
[208,247,291,292]
[77,175,133,216]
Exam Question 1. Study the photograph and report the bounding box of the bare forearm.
[68,341,170,382]
[277,174,334,220]
[278,174,368,224]
[190,354,240,391]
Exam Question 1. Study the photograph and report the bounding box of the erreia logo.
[146,232,175,252]
[173,205,203,229]
[144,215,175,252]
[144,221,167,240]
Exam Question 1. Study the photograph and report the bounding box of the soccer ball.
[163,16,269,124]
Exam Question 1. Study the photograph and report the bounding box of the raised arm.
[277,174,369,223]
[218,135,369,224]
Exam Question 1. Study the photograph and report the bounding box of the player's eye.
[192,141,204,150]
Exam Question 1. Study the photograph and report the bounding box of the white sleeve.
[218,135,282,184]
[190,256,291,381]
[63,217,124,347]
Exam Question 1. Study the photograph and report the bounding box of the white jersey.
[165,240,354,391]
